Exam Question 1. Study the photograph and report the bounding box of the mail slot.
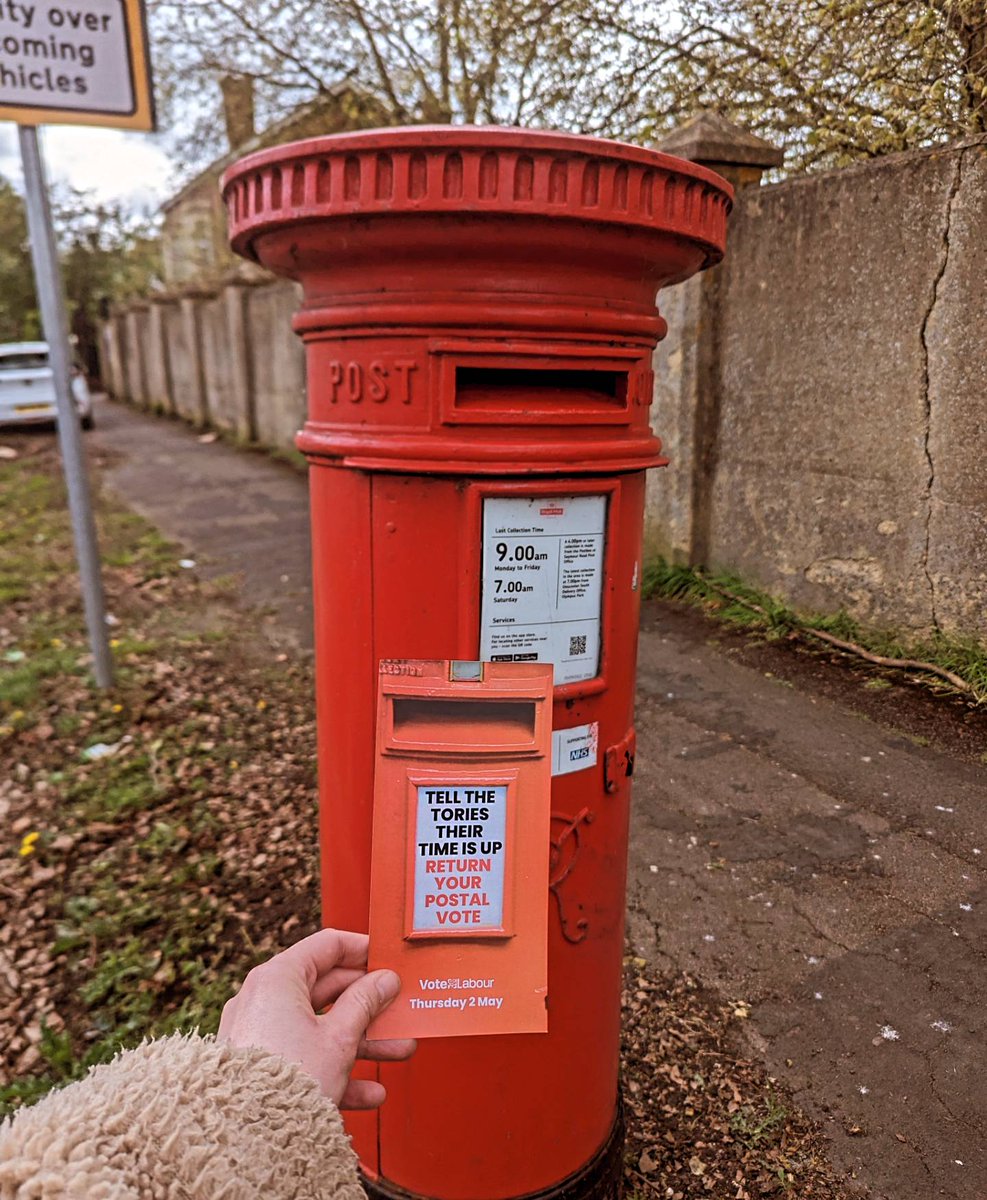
[387,696,539,751]
[456,366,624,404]
[436,345,641,427]
[224,126,731,1200]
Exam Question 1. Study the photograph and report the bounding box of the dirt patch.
[622,962,853,1198]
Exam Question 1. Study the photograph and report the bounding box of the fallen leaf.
[638,1148,659,1173]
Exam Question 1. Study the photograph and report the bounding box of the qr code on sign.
[568,634,588,656]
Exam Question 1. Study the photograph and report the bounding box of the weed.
[0,1021,114,1111]
[730,1090,789,1150]
[68,754,160,820]
[101,517,178,578]
[0,645,85,711]
[267,443,309,474]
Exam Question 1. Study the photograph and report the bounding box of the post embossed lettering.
[325,358,418,404]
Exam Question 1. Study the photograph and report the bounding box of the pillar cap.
[223,125,734,478]
[657,113,783,172]
[222,124,733,274]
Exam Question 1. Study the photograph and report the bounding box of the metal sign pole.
[18,124,114,689]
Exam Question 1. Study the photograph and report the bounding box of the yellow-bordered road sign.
[0,0,154,130]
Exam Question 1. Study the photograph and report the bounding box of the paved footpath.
[90,396,313,651]
[90,395,986,1199]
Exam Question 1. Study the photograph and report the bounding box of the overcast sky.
[0,122,176,210]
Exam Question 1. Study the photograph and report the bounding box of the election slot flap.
[367,659,553,1040]
[0,0,155,130]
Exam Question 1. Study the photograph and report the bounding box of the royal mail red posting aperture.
[368,659,553,1040]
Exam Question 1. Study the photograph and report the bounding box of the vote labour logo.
[413,785,508,933]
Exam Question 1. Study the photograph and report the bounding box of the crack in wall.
[918,149,966,633]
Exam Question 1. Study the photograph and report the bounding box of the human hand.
[218,927,415,1109]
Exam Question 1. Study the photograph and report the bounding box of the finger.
[312,967,367,1012]
[357,1037,417,1062]
[275,929,370,993]
[338,1078,387,1110]
[322,970,401,1053]
[217,996,239,1040]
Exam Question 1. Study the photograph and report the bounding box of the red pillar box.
[223,127,731,1200]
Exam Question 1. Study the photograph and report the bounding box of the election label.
[551,722,599,777]
[480,495,606,686]
[0,0,155,130]
[413,784,507,934]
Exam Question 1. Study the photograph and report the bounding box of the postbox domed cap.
[222,125,733,274]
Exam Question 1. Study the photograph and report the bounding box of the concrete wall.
[144,301,174,413]
[163,299,203,425]
[123,306,150,409]
[200,292,238,435]
[246,280,305,450]
[650,136,987,638]
[102,277,306,453]
[649,269,703,562]
[924,146,987,634]
[105,133,986,640]
[98,316,126,403]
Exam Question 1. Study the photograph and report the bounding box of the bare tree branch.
[148,0,984,178]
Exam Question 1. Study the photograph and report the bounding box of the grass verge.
[0,436,319,1114]
[642,557,987,703]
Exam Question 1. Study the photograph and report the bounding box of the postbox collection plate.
[480,494,607,686]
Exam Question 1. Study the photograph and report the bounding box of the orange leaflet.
[367,659,552,1039]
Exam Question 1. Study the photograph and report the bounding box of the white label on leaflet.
[552,723,599,777]
[480,495,606,686]
[413,784,507,933]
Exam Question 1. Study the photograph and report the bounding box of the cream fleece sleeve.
[0,1033,366,1199]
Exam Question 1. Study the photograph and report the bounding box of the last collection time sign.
[480,494,606,686]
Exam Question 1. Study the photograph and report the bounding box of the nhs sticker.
[551,723,599,777]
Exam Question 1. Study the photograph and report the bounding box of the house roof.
[162,84,360,213]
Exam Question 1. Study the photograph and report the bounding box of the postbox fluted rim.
[220,124,734,198]
[221,124,733,270]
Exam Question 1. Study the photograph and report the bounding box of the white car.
[0,341,94,429]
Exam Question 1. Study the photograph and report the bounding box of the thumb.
[324,970,401,1051]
